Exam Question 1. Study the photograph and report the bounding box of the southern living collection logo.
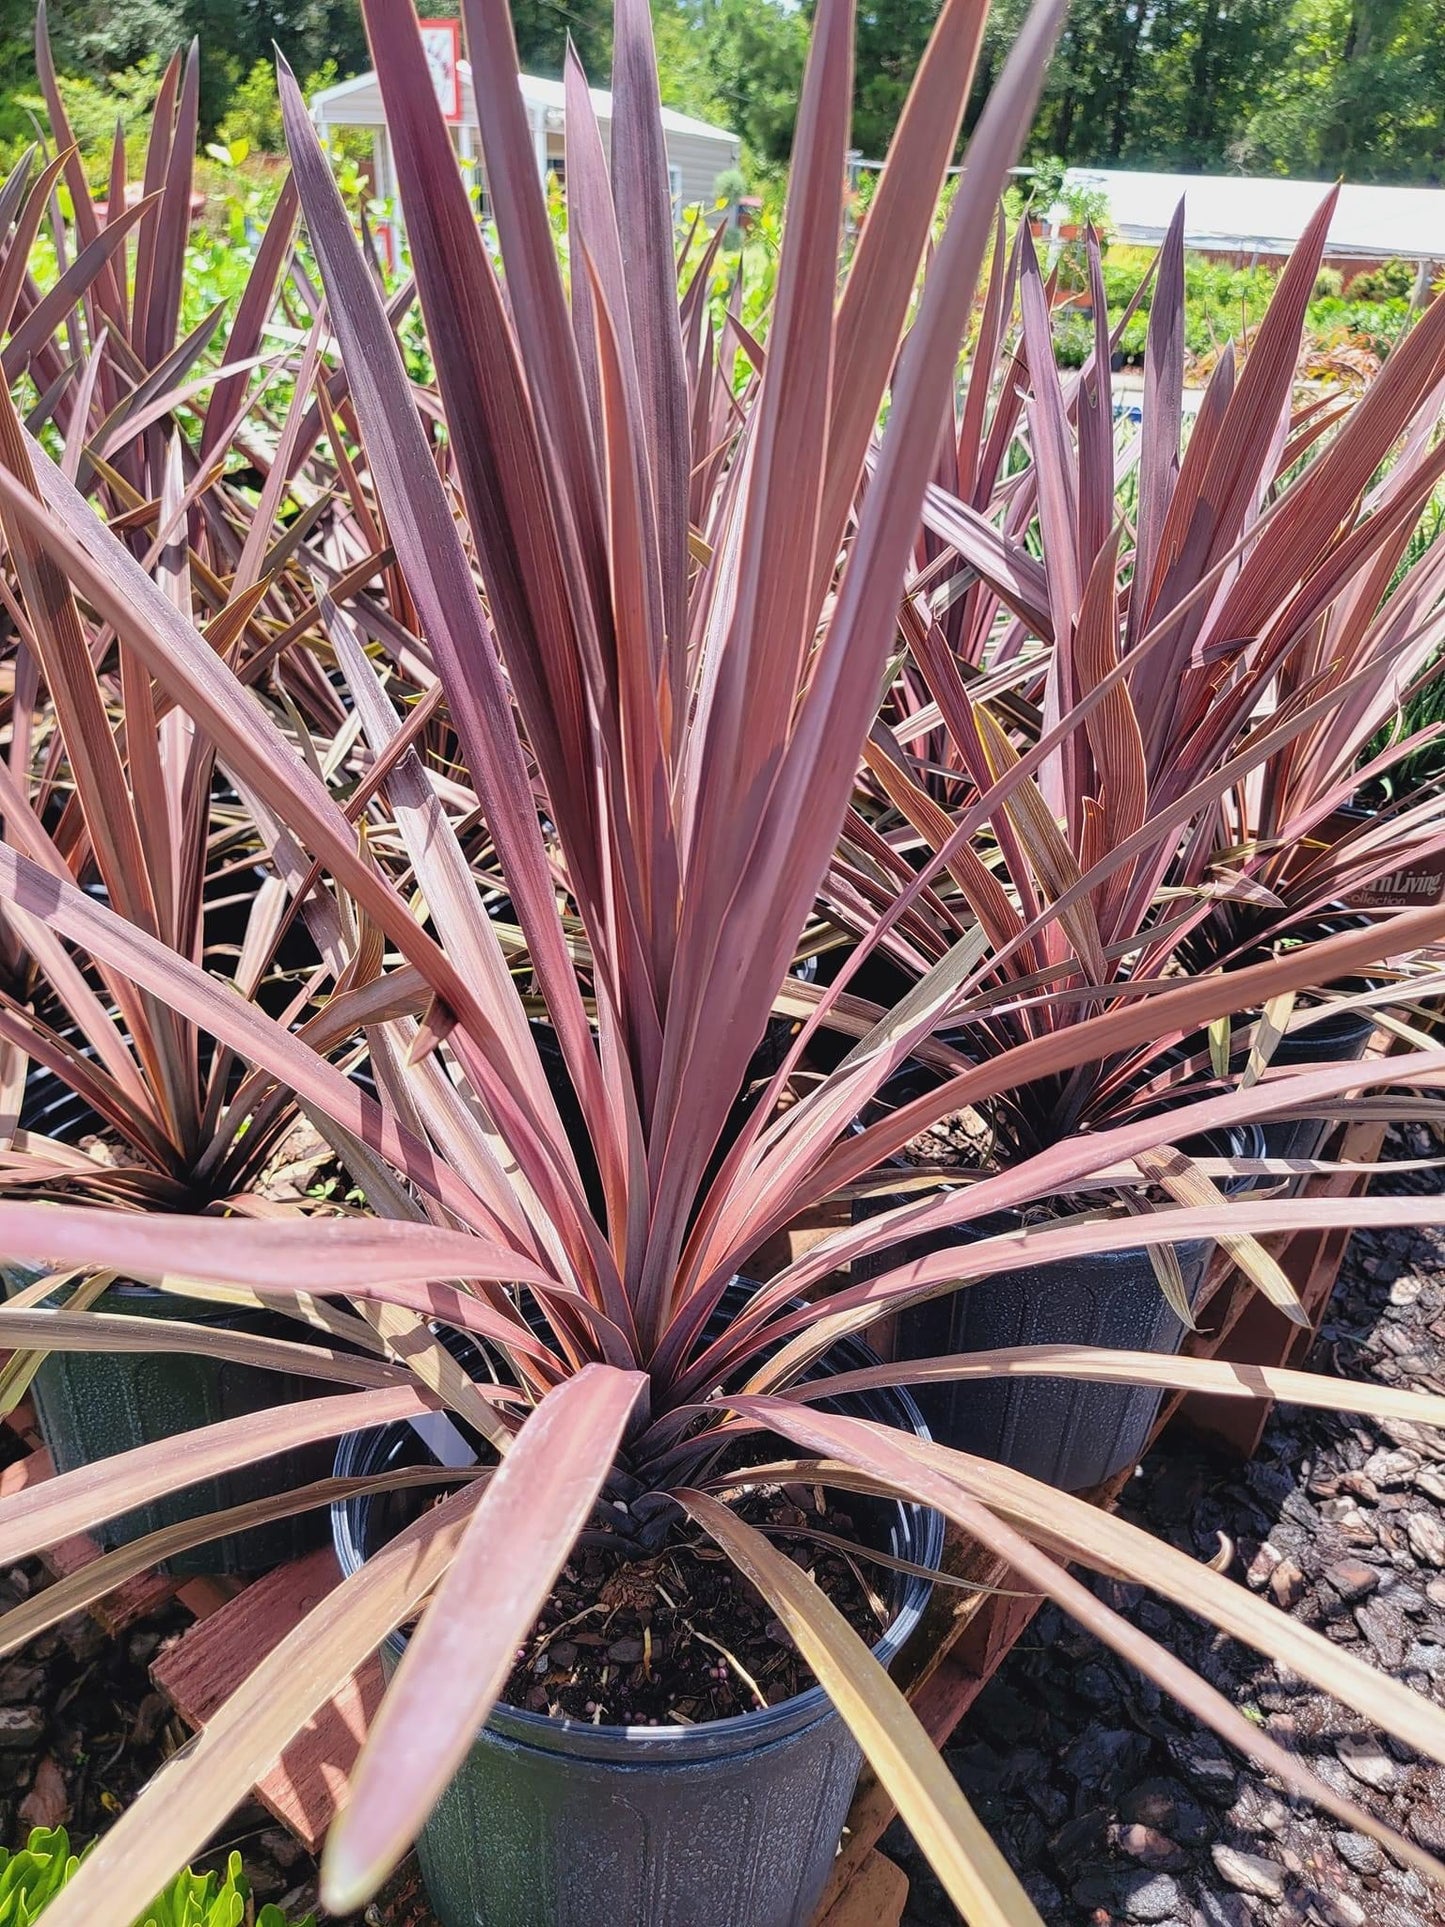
[1350,866,1445,906]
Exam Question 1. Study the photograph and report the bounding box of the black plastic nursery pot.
[853,1067,1265,1491]
[6,1068,339,1576]
[1249,999,1378,1168]
[331,1330,943,1927]
[875,1211,1222,1493]
[1207,908,1383,1172]
[0,1265,340,1576]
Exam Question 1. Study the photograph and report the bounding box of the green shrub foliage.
[0,1829,314,1927]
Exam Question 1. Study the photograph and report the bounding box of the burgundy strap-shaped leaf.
[818,0,992,602]
[279,48,629,1281]
[0,1383,442,1566]
[650,0,1067,1321]
[3,194,158,384]
[1132,200,1184,627]
[201,173,299,460]
[610,0,691,686]
[322,1364,648,1909]
[0,842,533,1244]
[33,1482,487,1927]
[0,1201,564,1358]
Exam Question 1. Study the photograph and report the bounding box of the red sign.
[418,18,462,123]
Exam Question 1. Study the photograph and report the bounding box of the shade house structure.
[1045,166,1445,286]
[309,60,742,245]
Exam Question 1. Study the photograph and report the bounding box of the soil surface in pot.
[10,1113,354,1212]
[891,1106,993,1171]
[871,1094,1232,1222]
[498,1484,888,1724]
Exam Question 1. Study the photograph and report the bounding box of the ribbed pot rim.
[1269,1002,1379,1052]
[331,1327,943,1764]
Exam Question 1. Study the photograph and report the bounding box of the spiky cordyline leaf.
[32,1482,486,1927]
[0,1465,483,1659]
[0,1385,441,1566]
[323,1365,647,1908]
[708,1409,1445,1883]
[680,1489,1043,1927]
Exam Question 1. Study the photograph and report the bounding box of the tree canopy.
[978,0,1445,184]
[3,0,1445,187]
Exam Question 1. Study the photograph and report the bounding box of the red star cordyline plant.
[0,10,384,1220]
[813,204,1445,1164]
[6,5,1445,1923]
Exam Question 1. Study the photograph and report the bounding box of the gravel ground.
[890,1131,1445,1927]
[3,1137,1444,1925]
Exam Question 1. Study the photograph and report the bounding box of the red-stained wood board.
[149,1545,385,1851]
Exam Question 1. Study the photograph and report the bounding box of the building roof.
[1050,166,1445,262]
[310,64,739,147]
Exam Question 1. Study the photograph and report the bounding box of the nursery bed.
[0,1105,1392,1926]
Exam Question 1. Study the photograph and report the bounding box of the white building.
[309,63,741,235]
[1047,166,1445,281]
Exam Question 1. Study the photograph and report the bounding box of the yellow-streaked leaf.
[1135,1146,1306,1326]
[678,1489,1044,1927]
[0,1304,405,1387]
[781,1343,1445,1432]
[835,926,990,1074]
[1141,1231,1195,1330]
[730,1399,1445,1787]
[33,1482,484,1927]
[1243,992,1295,1090]
[712,1412,1445,1885]
[0,1465,481,1658]
[0,1267,114,1414]
[361,1299,518,1453]
[972,704,1108,986]
[1207,1014,1231,1082]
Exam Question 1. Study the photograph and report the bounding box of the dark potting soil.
[880,1108,1127,1225]
[13,1104,353,1214]
[894,1103,993,1171]
[499,1485,891,1725]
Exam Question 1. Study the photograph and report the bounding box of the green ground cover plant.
[0,1828,311,1926]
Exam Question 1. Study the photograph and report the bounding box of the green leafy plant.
[14,59,164,174]
[1348,258,1416,302]
[0,1828,311,1926]
[217,59,287,155]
